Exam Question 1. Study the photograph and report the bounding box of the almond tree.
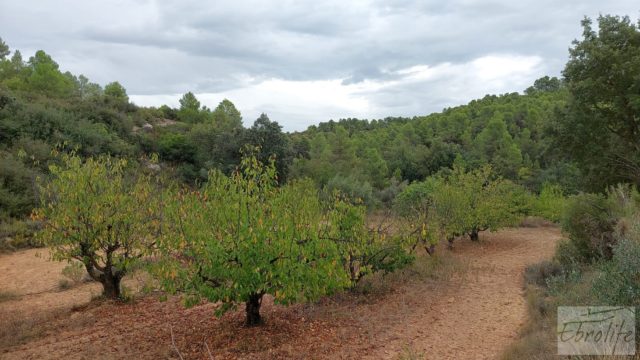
[156,154,348,326]
[326,195,413,285]
[33,154,163,299]
[395,165,523,250]
[438,165,522,242]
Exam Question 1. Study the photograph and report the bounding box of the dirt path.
[361,227,562,359]
[0,227,561,359]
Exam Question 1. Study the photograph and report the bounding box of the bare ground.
[0,227,561,359]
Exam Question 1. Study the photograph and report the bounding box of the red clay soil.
[0,227,561,359]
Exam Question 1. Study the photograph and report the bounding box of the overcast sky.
[1,1,638,131]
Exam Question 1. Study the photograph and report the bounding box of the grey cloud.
[1,0,638,129]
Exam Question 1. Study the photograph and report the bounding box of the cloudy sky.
[1,1,638,131]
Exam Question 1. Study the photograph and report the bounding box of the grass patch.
[353,250,464,297]
[397,345,425,359]
[523,260,562,287]
[58,278,73,291]
[0,290,19,302]
[61,262,86,283]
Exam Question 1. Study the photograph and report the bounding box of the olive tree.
[156,154,349,326]
[33,154,163,299]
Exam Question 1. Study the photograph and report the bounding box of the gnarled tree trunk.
[245,293,264,326]
[101,274,122,298]
[469,228,480,242]
[425,244,436,255]
[80,245,125,299]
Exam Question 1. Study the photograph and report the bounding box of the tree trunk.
[81,258,122,299]
[245,293,263,326]
[425,244,436,255]
[80,246,124,300]
[469,229,480,242]
[101,274,122,299]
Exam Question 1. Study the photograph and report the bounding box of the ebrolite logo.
[557,306,636,355]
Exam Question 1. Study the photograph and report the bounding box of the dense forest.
[1,11,640,358]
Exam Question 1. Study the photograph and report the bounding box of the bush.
[324,175,374,207]
[393,179,436,217]
[0,219,40,251]
[158,133,196,164]
[58,278,73,290]
[511,185,640,359]
[531,183,566,222]
[560,185,640,266]
[561,193,616,262]
[375,177,407,208]
[524,261,562,287]
[0,152,37,219]
[592,236,640,306]
[61,262,86,283]
[553,238,585,270]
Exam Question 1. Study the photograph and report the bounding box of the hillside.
[0,40,573,242]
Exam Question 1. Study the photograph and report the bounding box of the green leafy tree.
[524,76,563,94]
[0,49,25,83]
[393,179,441,254]
[77,74,103,99]
[11,50,23,69]
[327,195,413,285]
[212,99,243,130]
[361,147,389,189]
[559,15,640,190]
[474,116,523,178]
[25,50,75,97]
[447,166,522,241]
[187,123,244,176]
[324,175,374,206]
[33,154,163,299]
[156,153,348,326]
[290,132,333,186]
[430,176,469,245]
[247,113,291,181]
[177,91,210,123]
[104,81,129,103]
[396,166,523,249]
[0,37,9,60]
[179,91,200,111]
[531,183,566,222]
